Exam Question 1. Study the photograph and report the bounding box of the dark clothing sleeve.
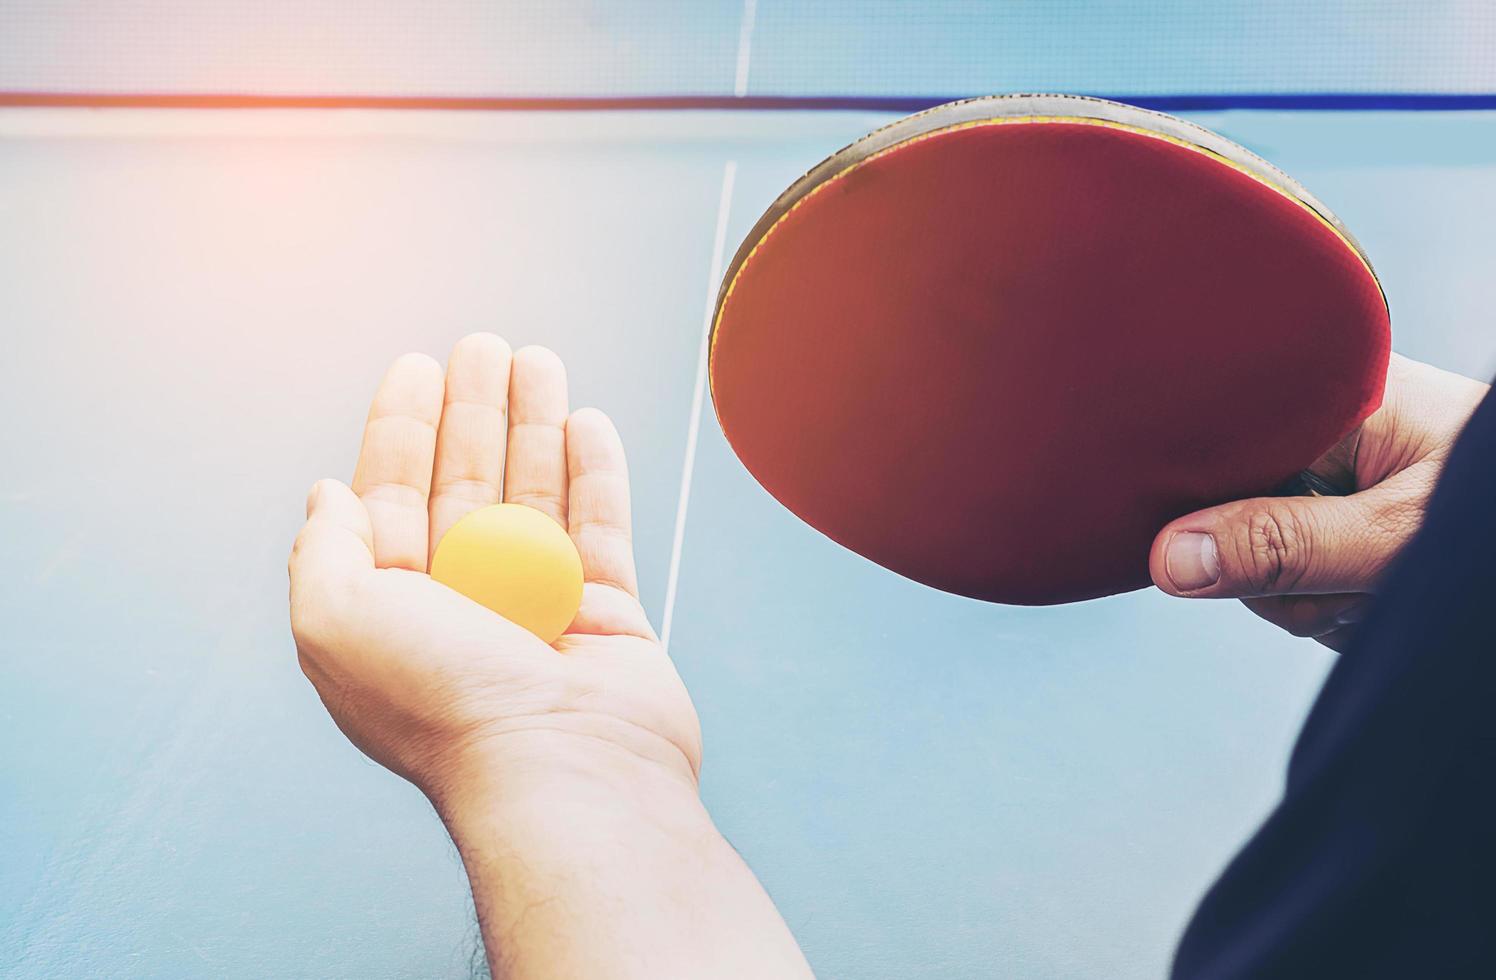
[1172,380,1496,979]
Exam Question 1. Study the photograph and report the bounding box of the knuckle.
[287,529,313,580]
[288,592,326,648]
[509,490,566,514]
[432,476,500,505]
[1238,505,1311,594]
[289,574,355,652]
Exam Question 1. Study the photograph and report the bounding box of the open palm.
[289,334,700,804]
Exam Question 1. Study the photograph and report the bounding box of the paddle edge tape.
[706,93,1389,431]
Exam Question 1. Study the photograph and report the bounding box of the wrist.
[431,727,707,850]
[436,736,727,961]
[427,725,814,980]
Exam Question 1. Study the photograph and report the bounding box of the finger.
[1314,627,1360,654]
[566,582,658,640]
[503,346,569,526]
[352,353,444,571]
[289,479,375,624]
[1150,486,1417,599]
[428,333,512,566]
[293,482,545,656]
[565,408,641,598]
[564,408,655,640]
[1241,593,1369,639]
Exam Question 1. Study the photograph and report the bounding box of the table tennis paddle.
[708,94,1390,605]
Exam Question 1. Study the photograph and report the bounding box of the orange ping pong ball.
[430,503,584,644]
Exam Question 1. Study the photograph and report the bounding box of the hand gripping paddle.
[708,95,1390,604]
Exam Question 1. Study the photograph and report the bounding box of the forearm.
[438,745,814,980]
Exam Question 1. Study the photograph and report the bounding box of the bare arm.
[289,335,812,978]
[439,743,811,979]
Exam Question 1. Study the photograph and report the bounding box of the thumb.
[289,478,375,595]
[1150,490,1402,599]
